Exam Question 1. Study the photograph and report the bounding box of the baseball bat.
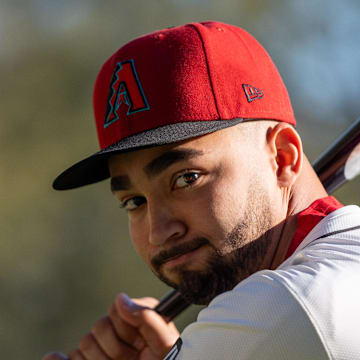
[154,118,360,321]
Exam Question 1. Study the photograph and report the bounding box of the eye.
[173,172,201,189]
[120,196,146,211]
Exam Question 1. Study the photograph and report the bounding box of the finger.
[132,296,159,309]
[68,349,86,360]
[138,307,180,352]
[92,316,138,359]
[42,352,69,360]
[78,333,110,360]
[115,294,179,358]
[108,303,145,351]
[115,293,158,328]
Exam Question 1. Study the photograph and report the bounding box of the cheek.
[211,186,245,229]
[192,178,247,243]
[129,220,151,265]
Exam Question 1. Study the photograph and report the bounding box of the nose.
[147,199,187,246]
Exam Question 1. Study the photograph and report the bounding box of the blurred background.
[1,0,359,358]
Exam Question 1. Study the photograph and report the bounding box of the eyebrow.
[144,148,204,179]
[110,148,204,192]
[111,175,132,192]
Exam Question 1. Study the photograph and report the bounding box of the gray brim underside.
[53,119,245,190]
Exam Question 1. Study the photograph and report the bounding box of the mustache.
[151,237,210,270]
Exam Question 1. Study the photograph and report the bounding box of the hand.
[42,293,180,360]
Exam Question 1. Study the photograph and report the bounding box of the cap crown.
[53,21,296,190]
[93,21,295,150]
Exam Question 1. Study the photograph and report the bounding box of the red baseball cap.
[53,21,295,190]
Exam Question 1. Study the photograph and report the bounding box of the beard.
[151,186,274,305]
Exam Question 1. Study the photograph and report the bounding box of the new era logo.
[242,84,264,103]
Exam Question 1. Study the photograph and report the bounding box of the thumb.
[115,293,148,326]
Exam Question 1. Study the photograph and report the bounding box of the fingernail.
[118,293,140,314]
[43,352,69,360]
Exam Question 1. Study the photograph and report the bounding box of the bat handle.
[154,289,190,321]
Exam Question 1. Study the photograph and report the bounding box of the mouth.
[151,238,210,271]
[163,245,206,268]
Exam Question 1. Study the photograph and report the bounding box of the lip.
[163,245,205,268]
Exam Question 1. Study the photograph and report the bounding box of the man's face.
[109,125,281,304]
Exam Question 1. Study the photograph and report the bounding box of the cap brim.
[53,119,244,190]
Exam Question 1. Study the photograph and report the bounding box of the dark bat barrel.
[313,118,360,194]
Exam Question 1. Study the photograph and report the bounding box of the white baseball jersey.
[165,205,360,360]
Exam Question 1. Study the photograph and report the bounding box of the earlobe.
[267,124,303,188]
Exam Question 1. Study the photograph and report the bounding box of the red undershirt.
[285,196,344,260]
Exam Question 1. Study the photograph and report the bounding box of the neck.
[269,156,328,269]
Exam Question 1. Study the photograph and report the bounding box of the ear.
[266,123,303,188]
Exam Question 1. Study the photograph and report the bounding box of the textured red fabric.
[285,196,344,259]
[93,21,296,150]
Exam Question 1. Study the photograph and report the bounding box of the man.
[44,21,360,360]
